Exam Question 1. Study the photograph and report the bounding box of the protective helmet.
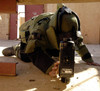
[49,5,80,34]
[49,3,65,29]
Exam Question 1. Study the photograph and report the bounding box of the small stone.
[76,77,79,79]
[29,79,35,82]
[53,86,60,90]
[71,85,73,87]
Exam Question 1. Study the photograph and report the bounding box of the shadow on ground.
[0,40,100,91]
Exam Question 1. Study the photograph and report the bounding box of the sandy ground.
[0,39,100,91]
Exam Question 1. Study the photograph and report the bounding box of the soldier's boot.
[2,47,15,56]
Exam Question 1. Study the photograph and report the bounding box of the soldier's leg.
[2,43,21,57]
[2,44,31,62]
[14,44,31,62]
[2,47,15,56]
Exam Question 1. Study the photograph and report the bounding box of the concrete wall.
[44,2,100,44]
[0,3,100,44]
[0,14,9,40]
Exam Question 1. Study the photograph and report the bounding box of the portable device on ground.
[59,38,75,83]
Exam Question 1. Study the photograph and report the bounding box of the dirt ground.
[0,40,100,91]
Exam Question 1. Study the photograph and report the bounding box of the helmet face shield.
[61,14,78,33]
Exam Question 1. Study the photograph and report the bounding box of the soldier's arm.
[74,35,100,66]
[75,36,93,63]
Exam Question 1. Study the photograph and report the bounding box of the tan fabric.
[57,3,64,9]
[19,13,53,44]
[49,11,58,28]
[46,27,58,50]
[25,40,36,53]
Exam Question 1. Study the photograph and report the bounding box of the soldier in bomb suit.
[2,4,100,77]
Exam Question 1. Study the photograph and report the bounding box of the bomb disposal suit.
[3,5,94,74]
